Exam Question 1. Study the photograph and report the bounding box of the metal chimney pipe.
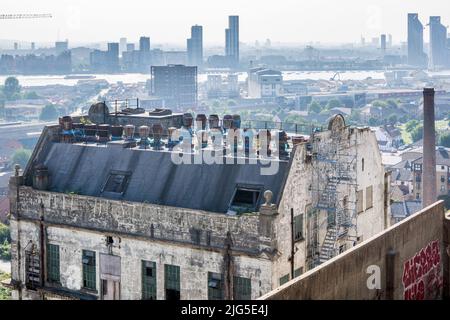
[422,87,437,208]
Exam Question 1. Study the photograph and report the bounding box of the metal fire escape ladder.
[310,129,359,268]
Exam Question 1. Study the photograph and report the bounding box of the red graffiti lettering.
[402,240,442,300]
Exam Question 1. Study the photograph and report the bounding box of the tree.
[368,118,380,126]
[411,126,423,143]
[3,77,20,100]
[24,91,40,100]
[326,99,342,110]
[39,104,59,121]
[386,99,399,109]
[405,120,420,133]
[308,101,321,114]
[372,100,388,108]
[439,132,450,148]
[11,148,32,169]
[388,114,398,125]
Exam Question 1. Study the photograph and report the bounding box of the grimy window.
[233,276,251,300]
[279,274,290,286]
[164,264,180,300]
[46,244,60,283]
[208,272,224,300]
[82,250,96,290]
[102,170,131,194]
[294,214,304,241]
[142,261,157,300]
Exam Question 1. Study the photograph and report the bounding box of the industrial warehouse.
[3,99,390,300]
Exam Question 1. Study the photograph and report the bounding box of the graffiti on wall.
[402,240,443,300]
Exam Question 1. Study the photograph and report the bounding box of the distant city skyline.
[1,0,450,45]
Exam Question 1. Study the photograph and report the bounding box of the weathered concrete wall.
[15,187,274,255]
[11,221,272,300]
[260,201,448,300]
[271,125,387,288]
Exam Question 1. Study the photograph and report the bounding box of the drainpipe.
[290,208,295,279]
[14,164,23,300]
[385,248,397,300]
[39,200,46,290]
[223,232,234,300]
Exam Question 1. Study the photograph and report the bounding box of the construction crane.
[0,13,52,20]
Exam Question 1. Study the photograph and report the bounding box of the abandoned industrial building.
[4,101,390,300]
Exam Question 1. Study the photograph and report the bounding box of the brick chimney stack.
[422,88,437,208]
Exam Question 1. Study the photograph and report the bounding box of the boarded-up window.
[366,186,373,209]
[357,190,364,213]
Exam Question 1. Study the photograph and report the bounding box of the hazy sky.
[2,0,450,46]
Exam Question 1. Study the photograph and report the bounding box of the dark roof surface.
[391,201,422,219]
[39,143,290,213]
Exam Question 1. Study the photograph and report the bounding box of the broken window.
[366,186,373,210]
[102,171,131,194]
[142,261,157,300]
[357,190,364,214]
[46,244,60,283]
[25,245,40,290]
[164,264,180,300]
[233,276,251,300]
[294,214,304,241]
[82,250,96,290]
[229,185,262,214]
[208,272,224,300]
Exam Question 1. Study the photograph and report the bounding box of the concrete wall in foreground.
[261,201,450,300]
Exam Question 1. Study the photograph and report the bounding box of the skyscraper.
[151,65,198,109]
[429,16,449,69]
[407,13,427,68]
[225,15,239,68]
[380,34,387,54]
[119,37,127,56]
[139,37,150,52]
[187,25,203,68]
[107,42,120,72]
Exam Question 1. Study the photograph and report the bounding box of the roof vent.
[232,114,241,129]
[97,124,110,143]
[167,127,180,150]
[208,114,220,130]
[152,124,164,150]
[183,113,193,129]
[243,128,255,156]
[223,115,233,132]
[138,126,151,149]
[111,125,123,141]
[195,114,207,131]
[123,125,135,141]
[32,164,49,191]
[257,129,272,157]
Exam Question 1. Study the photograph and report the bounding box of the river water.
[0,70,387,87]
